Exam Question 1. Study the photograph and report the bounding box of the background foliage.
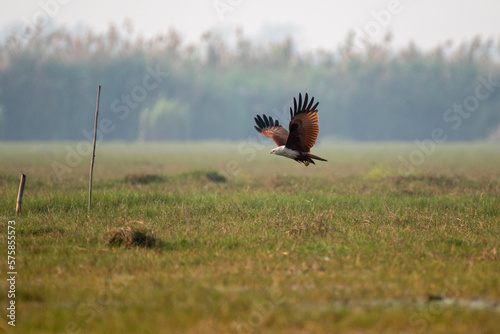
[1,25,499,141]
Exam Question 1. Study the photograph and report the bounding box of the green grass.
[0,142,499,333]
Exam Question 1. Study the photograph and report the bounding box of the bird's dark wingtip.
[254,113,281,132]
[291,92,319,116]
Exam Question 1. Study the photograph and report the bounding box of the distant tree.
[138,97,191,141]
[0,24,499,141]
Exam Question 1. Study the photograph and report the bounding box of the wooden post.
[89,85,101,210]
[16,174,26,214]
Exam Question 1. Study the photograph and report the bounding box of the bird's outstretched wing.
[286,93,320,153]
[254,114,289,147]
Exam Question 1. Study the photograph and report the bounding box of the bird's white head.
[269,146,290,157]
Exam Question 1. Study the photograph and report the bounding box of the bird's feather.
[286,93,320,152]
[254,114,288,147]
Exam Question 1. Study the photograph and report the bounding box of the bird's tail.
[307,153,327,162]
[299,153,327,166]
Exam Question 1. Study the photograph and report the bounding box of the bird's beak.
[269,151,272,154]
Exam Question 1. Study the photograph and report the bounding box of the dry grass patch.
[105,221,161,248]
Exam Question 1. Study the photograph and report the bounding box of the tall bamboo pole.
[89,85,101,210]
[16,173,26,214]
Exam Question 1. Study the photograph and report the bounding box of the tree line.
[0,24,499,142]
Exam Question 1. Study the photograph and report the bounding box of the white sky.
[1,0,499,52]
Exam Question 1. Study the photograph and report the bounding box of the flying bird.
[254,93,327,166]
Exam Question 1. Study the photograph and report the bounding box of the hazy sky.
[1,0,499,52]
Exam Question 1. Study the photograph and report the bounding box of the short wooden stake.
[89,85,101,210]
[16,174,26,214]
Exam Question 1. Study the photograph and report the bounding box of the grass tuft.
[105,221,161,248]
[205,170,228,183]
[124,173,164,185]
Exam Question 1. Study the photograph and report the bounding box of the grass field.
[1,142,499,334]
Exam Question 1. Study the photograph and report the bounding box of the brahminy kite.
[254,93,327,166]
